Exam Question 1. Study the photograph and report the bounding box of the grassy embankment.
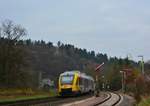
[0,88,57,103]
[138,96,150,106]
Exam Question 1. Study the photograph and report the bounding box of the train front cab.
[58,73,80,96]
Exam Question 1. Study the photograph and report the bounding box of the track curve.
[96,92,121,106]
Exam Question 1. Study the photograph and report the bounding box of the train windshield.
[61,75,74,84]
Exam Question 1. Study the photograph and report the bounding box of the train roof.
[60,70,94,81]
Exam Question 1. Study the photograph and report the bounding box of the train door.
[79,77,84,93]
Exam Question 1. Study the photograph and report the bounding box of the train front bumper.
[59,85,79,95]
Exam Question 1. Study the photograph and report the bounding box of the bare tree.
[1,19,26,40]
[0,20,27,87]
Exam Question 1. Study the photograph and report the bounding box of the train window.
[61,75,74,85]
[85,79,88,87]
[79,77,83,85]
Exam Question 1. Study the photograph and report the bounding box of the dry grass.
[0,88,56,103]
[138,96,150,106]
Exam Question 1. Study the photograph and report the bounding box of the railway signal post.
[94,62,104,97]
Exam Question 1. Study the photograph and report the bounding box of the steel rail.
[94,92,121,106]
[93,92,112,106]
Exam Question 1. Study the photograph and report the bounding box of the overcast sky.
[0,0,149,61]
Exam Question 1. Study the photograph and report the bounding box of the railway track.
[0,92,122,106]
[94,92,122,106]
[60,92,122,106]
[0,93,93,106]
